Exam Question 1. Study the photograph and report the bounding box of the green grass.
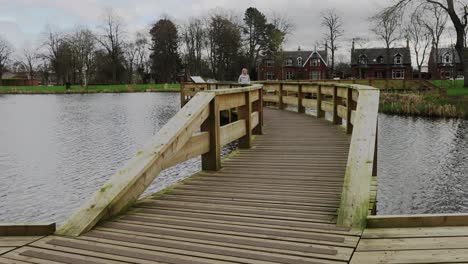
[430,80,468,96]
[0,83,180,94]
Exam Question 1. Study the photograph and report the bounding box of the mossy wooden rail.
[182,81,379,228]
[55,84,263,236]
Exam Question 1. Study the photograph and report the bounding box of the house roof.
[259,50,328,67]
[432,48,462,64]
[351,47,411,65]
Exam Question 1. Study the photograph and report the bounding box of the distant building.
[1,72,38,86]
[428,47,464,79]
[351,41,412,80]
[257,47,328,81]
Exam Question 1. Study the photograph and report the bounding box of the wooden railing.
[259,81,379,228]
[56,84,263,236]
[180,82,247,107]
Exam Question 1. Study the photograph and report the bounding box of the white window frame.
[378,56,384,64]
[286,72,294,80]
[265,60,274,67]
[392,69,405,79]
[311,58,320,67]
[266,72,274,80]
[285,58,293,66]
[443,53,452,64]
[297,57,303,66]
[394,54,402,65]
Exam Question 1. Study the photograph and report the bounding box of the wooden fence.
[56,84,264,236]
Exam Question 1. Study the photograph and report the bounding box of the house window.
[310,71,321,80]
[443,53,452,64]
[285,58,293,66]
[377,56,384,64]
[311,58,320,67]
[266,72,274,80]
[359,55,367,65]
[297,57,303,66]
[265,60,274,67]
[392,69,405,79]
[394,54,402,65]
[286,72,294,80]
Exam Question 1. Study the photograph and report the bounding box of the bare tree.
[0,36,13,85]
[321,9,344,78]
[270,12,295,43]
[134,32,149,83]
[42,25,64,82]
[21,48,40,81]
[419,4,448,64]
[407,12,432,82]
[371,8,402,81]
[69,27,96,86]
[97,9,126,83]
[124,42,138,84]
[182,17,206,76]
[391,0,468,86]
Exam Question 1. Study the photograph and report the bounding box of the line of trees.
[0,8,292,86]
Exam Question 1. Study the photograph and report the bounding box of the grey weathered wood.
[337,87,380,228]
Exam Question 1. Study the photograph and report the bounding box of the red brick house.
[428,47,464,79]
[351,45,412,79]
[257,48,328,81]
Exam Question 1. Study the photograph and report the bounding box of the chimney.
[298,46,301,51]
[352,39,355,52]
[406,38,410,49]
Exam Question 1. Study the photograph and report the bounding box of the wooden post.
[346,88,354,134]
[316,85,325,118]
[372,123,378,177]
[298,84,305,113]
[238,91,252,148]
[202,97,221,171]
[278,83,284,109]
[369,79,373,87]
[337,89,380,228]
[253,89,263,135]
[180,83,186,107]
[333,86,342,125]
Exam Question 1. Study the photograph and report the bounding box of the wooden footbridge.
[2,81,468,263]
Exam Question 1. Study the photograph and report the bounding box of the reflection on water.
[0,94,467,224]
[378,114,468,215]
[0,93,233,224]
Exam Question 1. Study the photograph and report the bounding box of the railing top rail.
[201,84,263,95]
[254,81,379,91]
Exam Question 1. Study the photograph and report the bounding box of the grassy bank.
[0,83,180,94]
[380,91,468,118]
[378,80,468,118]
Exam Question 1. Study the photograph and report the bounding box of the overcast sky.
[0,0,459,62]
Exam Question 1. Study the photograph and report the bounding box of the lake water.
[0,93,467,224]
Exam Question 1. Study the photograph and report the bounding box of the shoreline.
[0,88,180,95]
